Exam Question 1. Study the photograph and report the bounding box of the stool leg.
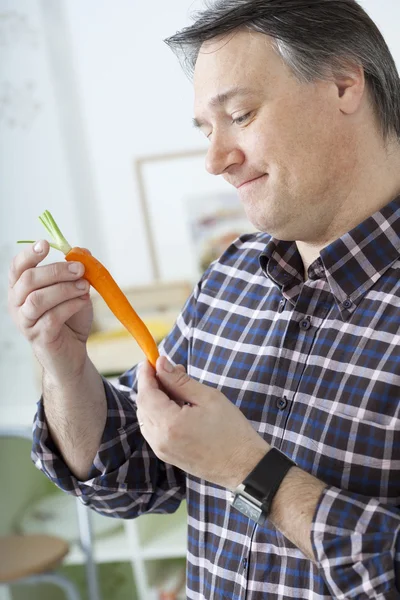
[13,573,81,600]
[75,499,101,600]
[0,585,12,600]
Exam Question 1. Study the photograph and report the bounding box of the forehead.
[193,30,283,107]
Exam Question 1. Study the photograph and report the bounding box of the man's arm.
[138,357,400,598]
[42,356,107,481]
[269,465,326,562]
[31,273,202,515]
[32,365,186,517]
[236,446,400,598]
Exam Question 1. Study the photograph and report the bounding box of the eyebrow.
[192,86,256,129]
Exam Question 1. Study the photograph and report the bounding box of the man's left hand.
[136,356,269,490]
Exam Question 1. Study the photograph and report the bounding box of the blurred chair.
[0,533,79,599]
[0,429,101,600]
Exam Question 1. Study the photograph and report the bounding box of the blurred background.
[0,0,399,599]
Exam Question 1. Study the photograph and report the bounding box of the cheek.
[247,104,309,165]
[296,95,343,162]
[245,97,339,179]
[282,110,338,177]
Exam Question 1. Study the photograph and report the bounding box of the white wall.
[0,0,84,410]
[1,0,400,414]
[0,0,203,413]
[61,0,209,287]
[360,0,400,48]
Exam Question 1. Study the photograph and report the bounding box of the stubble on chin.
[240,188,298,239]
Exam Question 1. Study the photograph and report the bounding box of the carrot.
[18,210,159,368]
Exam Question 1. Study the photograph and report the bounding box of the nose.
[205,132,244,176]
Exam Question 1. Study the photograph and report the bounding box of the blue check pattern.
[32,196,400,599]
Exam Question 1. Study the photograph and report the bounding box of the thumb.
[156,356,208,405]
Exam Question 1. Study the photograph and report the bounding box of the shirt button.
[277,397,288,410]
[242,557,248,570]
[343,298,352,309]
[278,299,286,313]
[299,318,311,330]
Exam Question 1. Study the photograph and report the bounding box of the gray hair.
[164,0,400,142]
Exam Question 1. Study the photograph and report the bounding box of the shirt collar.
[259,195,400,316]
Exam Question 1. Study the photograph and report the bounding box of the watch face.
[232,495,262,523]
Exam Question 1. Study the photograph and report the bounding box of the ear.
[334,63,365,115]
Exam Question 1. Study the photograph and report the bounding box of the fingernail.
[33,241,44,253]
[76,279,88,290]
[68,262,83,275]
[162,358,174,373]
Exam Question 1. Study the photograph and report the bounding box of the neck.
[297,137,400,281]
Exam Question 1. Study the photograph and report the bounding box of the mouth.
[237,174,268,189]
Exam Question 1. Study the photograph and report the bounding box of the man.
[8,0,400,598]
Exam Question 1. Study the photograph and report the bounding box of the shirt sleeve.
[311,485,400,599]
[31,275,206,519]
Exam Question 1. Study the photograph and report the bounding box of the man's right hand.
[8,239,94,384]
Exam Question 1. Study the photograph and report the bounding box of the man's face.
[193,29,355,242]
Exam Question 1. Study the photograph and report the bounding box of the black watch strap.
[243,448,296,517]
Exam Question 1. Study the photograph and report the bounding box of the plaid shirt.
[32,196,400,599]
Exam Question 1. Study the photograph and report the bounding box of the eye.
[232,112,252,125]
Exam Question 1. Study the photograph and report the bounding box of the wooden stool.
[0,534,69,582]
[0,534,80,599]
[0,430,98,600]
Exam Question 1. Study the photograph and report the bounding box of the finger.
[158,363,189,407]
[23,295,91,343]
[19,279,90,325]
[137,361,181,420]
[156,356,207,406]
[9,240,50,287]
[13,262,86,308]
[137,360,160,393]
[135,410,145,429]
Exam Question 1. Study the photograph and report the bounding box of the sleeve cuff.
[31,377,142,495]
[311,485,400,598]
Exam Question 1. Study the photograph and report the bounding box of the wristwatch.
[230,447,296,525]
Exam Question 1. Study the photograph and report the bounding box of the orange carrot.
[67,247,159,367]
[18,211,159,368]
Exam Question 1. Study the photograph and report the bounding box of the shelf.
[140,516,187,560]
[148,587,186,600]
[65,527,128,565]
[145,557,186,600]
[132,502,187,560]
[64,516,187,565]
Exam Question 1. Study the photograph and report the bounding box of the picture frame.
[135,149,255,283]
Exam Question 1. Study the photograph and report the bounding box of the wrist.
[42,354,94,396]
[228,439,270,491]
[229,446,296,525]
